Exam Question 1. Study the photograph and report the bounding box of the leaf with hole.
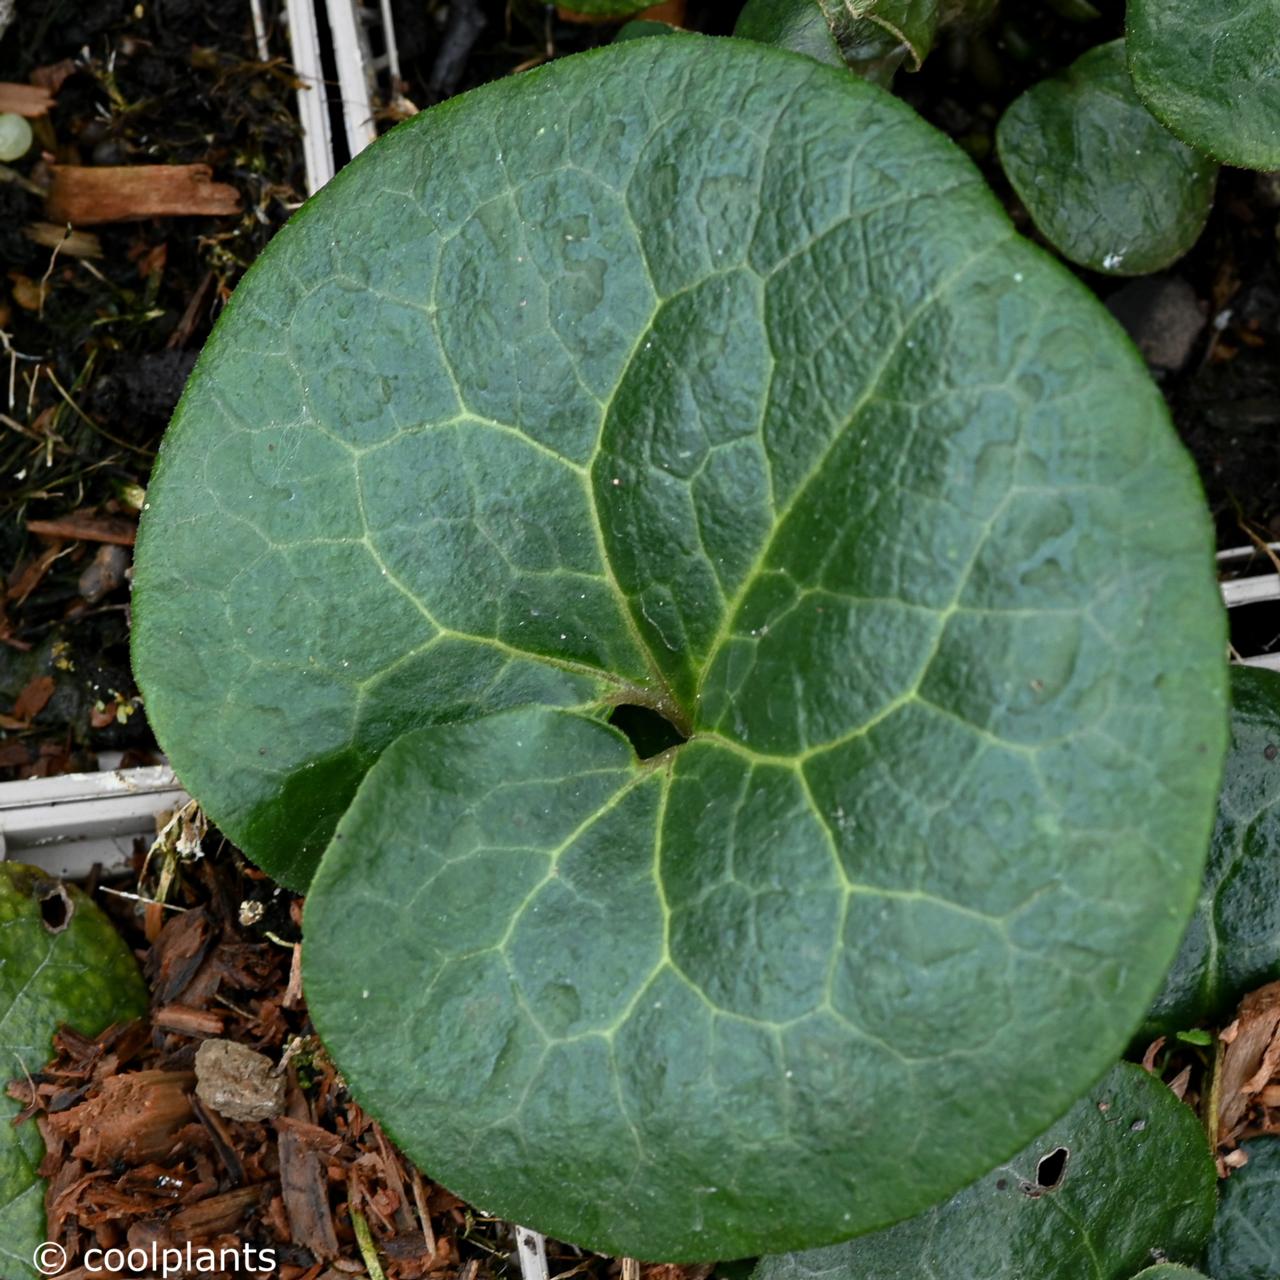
[133,34,1227,1260]
[0,863,148,1280]
[1127,0,1280,170]
[1147,666,1280,1032]
[749,1062,1218,1280]
[1206,1138,1280,1280]
[997,40,1218,276]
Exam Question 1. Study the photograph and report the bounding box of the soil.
[1,0,1278,1274]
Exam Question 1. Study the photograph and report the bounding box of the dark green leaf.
[997,41,1218,276]
[734,0,849,72]
[135,34,1229,1259]
[1148,666,1280,1031]
[559,0,652,15]
[734,0,951,84]
[1206,1138,1280,1279]
[0,864,148,1280]
[1127,0,1280,170]
[749,1063,1217,1279]
[1132,1268,1212,1279]
[615,19,685,41]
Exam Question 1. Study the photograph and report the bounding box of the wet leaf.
[997,41,1218,276]
[749,1063,1217,1279]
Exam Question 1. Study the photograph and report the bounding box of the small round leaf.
[998,41,1218,276]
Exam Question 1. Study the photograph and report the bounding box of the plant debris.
[7,840,708,1280]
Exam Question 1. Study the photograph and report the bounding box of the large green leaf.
[1148,666,1280,1031]
[0,863,148,1280]
[997,41,1218,276]
[749,1063,1217,1279]
[1133,1269,1212,1280]
[134,33,1228,1259]
[1127,0,1280,170]
[1206,1139,1280,1279]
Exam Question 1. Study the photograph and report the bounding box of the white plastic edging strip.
[286,0,336,194]
[327,0,378,163]
[1221,574,1280,609]
[1238,653,1280,673]
[250,0,270,61]
[378,0,401,82]
[515,1228,549,1280]
[0,765,189,880]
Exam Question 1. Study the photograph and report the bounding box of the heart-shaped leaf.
[0,863,147,1280]
[1127,0,1280,170]
[998,41,1218,276]
[1148,666,1280,1032]
[1206,1138,1280,1279]
[134,34,1228,1259]
[749,1062,1217,1280]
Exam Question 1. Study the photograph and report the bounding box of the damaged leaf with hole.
[0,862,148,1280]
[750,1063,1216,1279]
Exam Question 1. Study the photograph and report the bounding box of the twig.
[97,886,187,911]
[351,1207,388,1280]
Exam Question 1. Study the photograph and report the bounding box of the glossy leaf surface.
[998,41,1218,276]
[1206,1138,1280,1279]
[1128,0,1280,170]
[750,1063,1217,1279]
[134,35,1229,1259]
[734,0,940,83]
[1148,666,1280,1031]
[0,864,147,1280]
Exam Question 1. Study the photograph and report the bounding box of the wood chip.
[0,81,54,116]
[46,1070,195,1164]
[12,673,55,722]
[152,1004,225,1037]
[27,512,137,546]
[23,222,103,258]
[167,1185,265,1235]
[45,164,242,226]
[279,1126,340,1260]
